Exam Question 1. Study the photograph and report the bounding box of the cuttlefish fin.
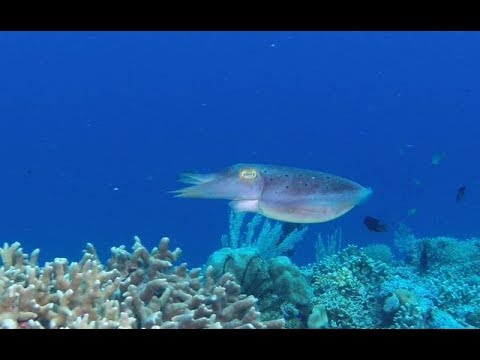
[229,200,259,213]
[257,198,357,223]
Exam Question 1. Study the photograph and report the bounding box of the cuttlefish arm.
[177,172,218,185]
[170,172,223,198]
[171,165,264,200]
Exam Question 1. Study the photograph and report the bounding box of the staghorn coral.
[0,237,284,329]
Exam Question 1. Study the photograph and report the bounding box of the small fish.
[431,152,446,166]
[412,178,421,186]
[172,163,373,223]
[407,208,417,216]
[364,216,388,232]
[456,185,466,202]
[398,144,415,155]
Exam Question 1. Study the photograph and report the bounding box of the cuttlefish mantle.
[172,163,372,223]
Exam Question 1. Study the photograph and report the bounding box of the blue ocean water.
[0,31,478,267]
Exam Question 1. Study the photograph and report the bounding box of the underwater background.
[1,31,478,265]
[0,31,479,329]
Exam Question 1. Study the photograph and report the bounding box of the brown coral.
[0,237,284,329]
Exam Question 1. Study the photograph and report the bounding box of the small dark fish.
[364,216,388,232]
[456,185,466,202]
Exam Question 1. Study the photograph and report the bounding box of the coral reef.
[1,222,478,329]
[0,238,284,329]
[207,247,313,328]
[315,228,343,263]
[221,211,308,258]
[362,244,394,264]
[305,233,480,329]
[310,245,390,328]
[206,211,313,328]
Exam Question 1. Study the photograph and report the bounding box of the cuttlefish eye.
[239,168,257,180]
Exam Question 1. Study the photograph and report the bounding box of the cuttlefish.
[172,163,372,223]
